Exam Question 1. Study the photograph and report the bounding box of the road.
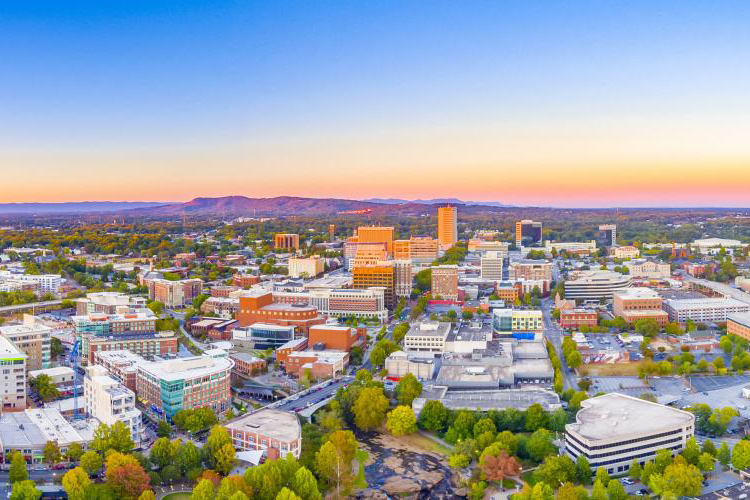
[541,297,577,390]
[275,377,351,412]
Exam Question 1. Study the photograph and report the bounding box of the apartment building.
[274,233,300,251]
[0,336,26,411]
[81,331,178,365]
[509,260,552,286]
[136,355,233,419]
[73,310,157,336]
[226,409,301,460]
[515,220,542,247]
[431,265,459,301]
[480,252,504,281]
[394,260,413,298]
[201,296,240,318]
[565,393,694,475]
[0,272,62,297]
[288,256,325,278]
[233,273,260,288]
[92,350,145,391]
[663,298,750,323]
[0,315,52,370]
[147,278,203,307]
[613,288,669,326]
[84,365,143,446]
[75,292,147,315]
[437,206,458,250]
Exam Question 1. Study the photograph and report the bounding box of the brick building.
[431,265,459,301]
[274,234,300,251]
[613,288,669,326]
[307,324,366,352]
[560,309,598,329]
[237,291,326,333]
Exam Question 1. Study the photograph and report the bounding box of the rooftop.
[0,335,26,359]
[664,297,749,310]
[406,321,452,338]
[138,355,233,381]
[566,393,694,442]
[225,409,301,442]
[0,409,97,447]
[29,366,72,378]
[614,287,660,299]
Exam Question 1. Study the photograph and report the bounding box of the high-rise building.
[515,220,543,247]
[393,237,439,263]
[437,206,458,250]
[394,260,413,298]
[328,224,335,242]
[274,233,300,251]
[598,224,617,247]
[431,265,459,301]
[356,226,395,256]
[352,263,395,308]
[0,336,26,411]
[84,365,143,445]
[480,251,504,281]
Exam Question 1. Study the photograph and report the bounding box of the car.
[702,391,708,395]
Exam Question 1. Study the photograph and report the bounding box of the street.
[541,297,577,390]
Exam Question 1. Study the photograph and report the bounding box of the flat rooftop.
[225,409,301,442]
[615,287,660,299]
[29,366,72,378]
[406,321,452,338]
[729,312,750,328]
[416,386,561,412]
[138,355,233,381]
[664,297,749,310]
[566,393,694,442]
[0,335,26,359]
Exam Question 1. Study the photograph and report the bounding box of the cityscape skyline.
[2,1,750,207]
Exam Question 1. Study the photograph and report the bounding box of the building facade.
[431,265,459,301]
[84,365,143,445]
[437,206,457,250]
[352,263,395,309]
[226,409,301,460]
[0,336,26,411]
[274,234,300,251]
[515,220,542,247]
[0,315,52,370]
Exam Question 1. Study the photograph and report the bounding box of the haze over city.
[2,1,750,207]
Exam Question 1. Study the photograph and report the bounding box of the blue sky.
[1,1,749,205]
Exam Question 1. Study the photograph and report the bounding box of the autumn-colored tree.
[105,452,150,500]
[62,467,91,500]
[199,469,222,488]
[481,451,521,487]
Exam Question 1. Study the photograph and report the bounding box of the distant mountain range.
[363,198,512,207]
[0,201,171,214]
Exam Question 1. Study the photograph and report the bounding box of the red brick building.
[307,324,366,352]
[233,274,260,288]
[237,291,326,334]
[230,352,267,376]
[560,309,598,329]
[275,338,308,366]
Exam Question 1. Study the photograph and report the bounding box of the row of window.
[567,435,683,460]
[566,427,685,451]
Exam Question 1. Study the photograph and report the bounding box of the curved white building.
[564,271,633,301]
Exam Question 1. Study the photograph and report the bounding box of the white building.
[0,335,26,411]
[627,260,671,279]
[543,240,597,255]
[0,315,52,370]
[692,238,745,255]
[84,365,143,446]
[0,271,62,297]
[564,271,633,301]
[272,287,388,322]
[663,297,750,323]
[287,256,325,278]
[403,321,452,355]
[565,393,694,475]
[29,366,74,387]
[480,252,504,281]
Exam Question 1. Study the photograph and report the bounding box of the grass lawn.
[163,494,191,500]
[578,362,640,376]
[353,449,369,490]
[399,432,452,456]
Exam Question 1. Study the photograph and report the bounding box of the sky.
[1,1,750,208]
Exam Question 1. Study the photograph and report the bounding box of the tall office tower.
[431,265,459,301]
[394,260,413,299]
[437,206,458,250]
[274,233,300,251]
[329,224,335,242]
[352,262,396,309]
[356,226,395,256]
[599,224,617,247]
[480,251,504,281]
[515,220,543,247]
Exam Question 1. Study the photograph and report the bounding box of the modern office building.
[0,315,52,370]
[543,240,597,256]
[468,240,509,253]
[0,335,26,411]
[613,288,669,326]
[272,287,388,323]
[515,220,542,247]
[394,260,413,299]
[72,310,157,337]
[437,206,458,250]
[565,393,694,475]
[511,310,544,331]
[225,409,301,460]
[274,233,300,251]
[84,365,143,446]
[136,355,234,419]
[663,297,750,323]
[431,265,459,301]
[343,240,387,269]
[393,236,439,263]
[232,323,296,350]
[598,224,617,247]
[356,226,395,256]
[480,252,504,281]
[564,271,633,301]
[287,256,325,278]
[352,263,395,308]
[75,292,147,315]
[403,321,452,355]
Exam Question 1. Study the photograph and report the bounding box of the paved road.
[276,377,352,412]
[541,297,577,390]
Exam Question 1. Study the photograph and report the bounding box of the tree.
[138,492,156,500]
[699,452,715,475]
[524,404,547,431]
[91,421,134,454]
[575,455,591,485]
[105,452,150,500]
[353,387,389,430]
[207,425,233,468]
[607,479,627,500]
[682,436,700,465]
[394,373,422,406]
[495,431,519,456]
[548,408,568,433]
[590,480,607,500]
[448,453,470,468]
[62,467,91,500]
[534,455,575,486]
[556,483,587,500]
[9,451,28,484]
[369,339,399,367]
[649,462,702,497]
[565,350,582,369]
[733,440,750,470]
[291,466,321,500]
[526,429,556,463]
[9,480,41,500]
[594,466,610,487]
[176,441,201,473]
[156,421,172,438]
[66,442,84,462]
[191,479,216,500]
[473,417,496,438]
[482,451,521,487]
[275,488,302,500]
[80,451,103,475]
[30,374,60,402]
[718,442,731,467]
[150,437,174,468]
[215,443,237,476]
[702,439,717,457]
[315,441,353,498]
[417,400,448,432]
[629,460,642,480]
[386,406,417,436]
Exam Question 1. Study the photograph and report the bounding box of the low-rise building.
[0,315,52,370]
[230,352,267,377]
[284,350,348,379]
[84,365,143,446]
[564,271,633,301]
[560,309,598,329]
[610,246,640,259]
[403,321,452,355]
[384,351,439,380]
[232,323,297,350]
[237,291,327,334]
[511,310,544,332]
[308,324,366,352]
[613,288,669,326]
[275,338,309,366]
[225,409,301,460]
[28,366,74,388]
[627,260,671,279]
[75,292,147,315]
[565,393,694,476]
[728,313,750,342]
[663,297,750,323]
[288,256,325,278]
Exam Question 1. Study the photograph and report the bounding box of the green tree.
[138,492,156,500]
[495,431,519,456]
[176,441,201,473]
[732,440,750,470]
[43,440,61,464]
[394,373,422,406]
[66,442,84,462]
[526,429,556,463]
[80,451,103,475]
[594,467,610,487]
[575,455,591,485]
[718,442,731,467]
[682,436,700,465]
[150,437,174,468]
[629,460,642,480]
[607,479,627,500]
[565,350,582,369]
[699,453,715,475]
[590,480,607,500]
[191,479,216,500]
[156,421,172,438]
[353,387,389,430]
[315,441,352,499]
[417,400,448,432]
[291,466,321,500]
[9,451,28,484]
[473,417,496,438]
[207,425,233,468]
[386,406,417,436]
[214,443,237,476]
[649,462,702,497]
[9,480,41,500]
[275,487,302,500]
[62,467,91,500]
[524,404,547,431]
[30,374,60,402]
[534,455,576,486]
[654,448,673,473]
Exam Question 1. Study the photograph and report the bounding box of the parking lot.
[688,374,750,393]
[589,376,649,396]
